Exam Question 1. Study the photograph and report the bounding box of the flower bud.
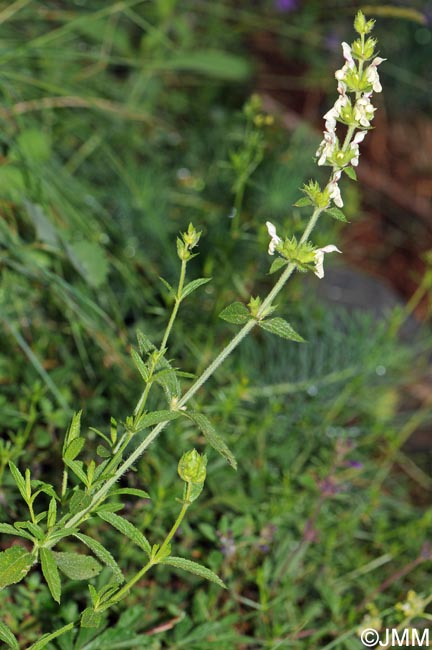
[354,10,375,35]
[182,222,201,249]
[178,449,207,484]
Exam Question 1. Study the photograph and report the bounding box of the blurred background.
[1,1,432,649]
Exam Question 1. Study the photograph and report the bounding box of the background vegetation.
[1,1,432,648]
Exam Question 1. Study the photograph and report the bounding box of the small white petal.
[341,42,353,63]
[266,221,278,239]
[319,245,342,254]
[266,221,281,256]
[314,245,342,279]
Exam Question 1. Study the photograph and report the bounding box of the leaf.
[69,489,92,515]
[135,410,180,431]
[181,277,211,300]
[25,201,59,247]
[186,412,237,469]
[98,511,151,557]
[219,302,251,325]
[269,257,288,274]
[130,348,149,382]
[161,556,226,588]
[40,548,61,603]
[81,608,103,629]
[293,196,313,207]
[0,523,34,540]
[14,521,44,541]
[47,498,57,528]
[96,444,111,458]
[158,276,176,296]
[74,533,124,584]
[8,462,27,501]
[15,128,51,163]
[0,546,34,590]
[64,412,82,452]
[0,621,19,650]
[45,528,78,545]
[64,437,85,462]
[136,330,155,355]
[162,50,251,81]
[258,317,305,342]
[67,241,109,289]
[63,459,88,485]
[343,165,357,181]
[153,358,181,402]
[27,623,74,650]
[54,552,102,580]
[324,207,348,222]
[109,488,150,499]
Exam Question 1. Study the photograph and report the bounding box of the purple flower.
[346,460,363,469]
[275,0,299,13]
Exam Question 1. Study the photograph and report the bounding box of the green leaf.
[324,207,348,222]
[98,511,151,557]
[64,437,85,462]
[67,240,109,289]
[14,521,45,541]
[0,523,33,540]
[293,196,313,207]
[45,528,78,545]
[136,330,155,355]
[0,546,34,590]
[343,166,357,181]
[63,459,88,485]
[66,411,82,445]
[47,498,57,528]
[219,302,251,325]
[96,444,111,458]
[109,488,150,499]
[0,621,19,650]
[186,412,237,469]
[40,548,61,603]
[161,556,226,588]
[269,257,288,274]
[130,348,150,383]
[15,128,51,163]
[258,317,305,342]
[74,533,124,584]
[8,462,27,501]
[69,489,92,515]
[135,410,180,431]
[81,608,103,629]
[162,50,251,81]
[153,358,181,402]
[25,201,59,247]
[27,623,74,650]
[158,275,176,296]
[54,552,102,580]
[181,277,211,300]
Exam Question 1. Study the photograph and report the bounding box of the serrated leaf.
[259,317,305,342]
[64,437,85,462]
[181,277,211,300]
[109,488,150,499]
[8,462,26,501]
[69,489,92,515]
[27,624,74,650]
[98,511,151,557]
[219,302,251,325]
[0,621,19,650]
[130,348,149,383]
[0,546,34,590]
[47,498,57,528]
[136,330,155,355]
[161,556,226,588]
[54,552,102,580]
[269,257,288,274]
[81,608,103,629]
[40,548,61,603]
[65,411,82,448]
[293,196,313,207]
[74,533,124,584]
[136,410,180,431]
[343,166,357,181]
[324,207,348,222]
[186,412,237,469]
[15,521,45,541]
[96,444,111,458]
[63,459,88,485]
[153,358,181,402]
[45,528,78,545]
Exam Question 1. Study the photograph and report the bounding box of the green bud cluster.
[278,236,317,273]
[178,449,207,485]
[302,180,330,209]
[354,10,375,36]
[177,222,202,261]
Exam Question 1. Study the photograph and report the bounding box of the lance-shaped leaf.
[161,556,226,588]
[343,166,357,181]
[258,317,305,342]
[0,523,34,541]
[53,552,102,580]
[324,206,348,222]
[185,412,237,469]
[136,330,155,355]
[0,622,19,650]
[269,257,288,274]
[27,623,74,650]
[0,546,34,590]
[130,347,149,383]
[74,533,124,584]
[98,511,151,557]
[81,608,103,629]
[181,277,211,300]
[135,410,180,431]
[8,462,26,502]
[219,302,251,325]
[40,548,61,603]
[293,196,313,207]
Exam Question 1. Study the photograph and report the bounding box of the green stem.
[98,558,154,611]
[61,206,324,532]
[157,482,192,558]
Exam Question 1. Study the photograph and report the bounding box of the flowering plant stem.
[62,207,325,533]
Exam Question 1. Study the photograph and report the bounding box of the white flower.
[314,245,342,279]
[266,221,282,255]
[365,56,385,93]
[335,42,356,93]
[354,95,375,127]
[323,95,350,130]
[328,171,343,207]
[350,130,367,166]
[316,129,337,166]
